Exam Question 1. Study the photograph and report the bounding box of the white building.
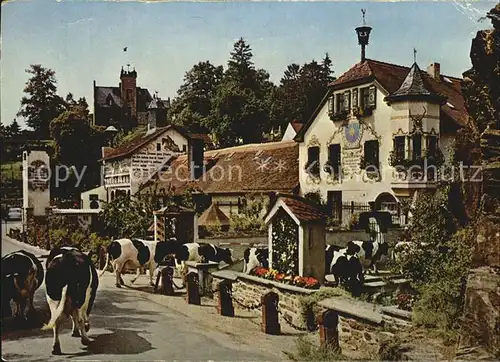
[294,21,467,226]
[282,121,304,141]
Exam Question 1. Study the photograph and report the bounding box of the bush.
[283,335,345,361]
[229,195,267,233]
[378,336,404,361]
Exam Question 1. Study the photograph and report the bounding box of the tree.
[170,61,223,133]
[209,38,275,146]
[7,119,21,138]
[17,65,65,139]
[271,54,335,131]
[50,105,105,197]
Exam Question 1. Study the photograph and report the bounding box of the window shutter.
[344,90,351,111]
[353,89,358,108]
[328,96,334,114]
[368,86,376,107]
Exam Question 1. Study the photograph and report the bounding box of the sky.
[0,0,497,129]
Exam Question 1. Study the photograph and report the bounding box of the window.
[394,136,405,160]
[360,87,370,108]
[156,143,161,151]
[368,86,376,107]
[327,144,341,179]
[182,144,187,153]
[352,89,358,108]
[327,191,342,223]
[364,140,379,168]
[306,146,320,178]
[412,134,422,160]
[427,136,437,158]
[335,93,344,113]
[343,90,351,111]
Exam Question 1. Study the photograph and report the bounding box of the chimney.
[188,137,205,180]
[427,62,441,81]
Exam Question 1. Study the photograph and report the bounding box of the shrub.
[283,335,345,361]
[378,336,404,361]
[229,195,267,233]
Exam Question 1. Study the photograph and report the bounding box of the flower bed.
[251,267,321,289]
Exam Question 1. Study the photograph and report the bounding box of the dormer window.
[336,93,345,113]
[328,96,335,115]
[343,90,351,111]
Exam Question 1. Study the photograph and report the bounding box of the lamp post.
[355,9,372,62]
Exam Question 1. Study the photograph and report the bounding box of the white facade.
[282,123,298,141]
[81,185,107,209]
[102,128,189,201]
[298,78,455,217]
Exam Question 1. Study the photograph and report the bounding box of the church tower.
[120,65,138,121]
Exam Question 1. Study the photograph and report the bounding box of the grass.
[1,161,22,180]
[283,335,347,361]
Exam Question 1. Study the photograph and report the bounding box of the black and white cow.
[243,247,269,274]
[2,250,44,320]
[345,239,389,274]
[326,247,364,288]
[99,238,157,288]
[42,247,98,355]
[174,243,234,267]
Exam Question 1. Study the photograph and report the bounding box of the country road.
[1,235,296,361]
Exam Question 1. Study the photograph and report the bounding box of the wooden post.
[318,310,339,351]
[217,280,234,317]
[160,267,175,295]
[261,292,280,335]
[186,271,201,305]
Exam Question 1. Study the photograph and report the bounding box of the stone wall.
[338,316,386,358]
[212,273,311,330]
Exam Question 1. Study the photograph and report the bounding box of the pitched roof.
[295,58,468,141]
[141,140,299,195]
[198,203,231,226]
[101,125,187,162]
[265,193,328,223]
[94,86,152,112]
[384,62,446,104]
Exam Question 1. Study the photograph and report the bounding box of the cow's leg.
[70,312,81,337]
[19,298,28,320]
[114,261,124,288]
[131,267,141,284]
[77,309,91,346]
[51,321,62,355]
[148,263,156,286]
[28,288,36,315]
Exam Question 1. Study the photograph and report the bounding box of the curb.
[2,235,49,257]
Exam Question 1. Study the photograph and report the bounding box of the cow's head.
[346,241,361,255]
[256,248,269,268]
[218,248,234,265]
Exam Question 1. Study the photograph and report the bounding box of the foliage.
[114,125,147,148]
[229,195,266,233]
[49,105,106,196]
[17,64,66,139]
[395,293,417,311]
[101,193,156,239]
[378,336,404,361]
[170,61,223,134]
[271,54,335,130]
[283,335,345,361]
[394,187,475,330]
[270,208,299,275]
[251,267,321,289]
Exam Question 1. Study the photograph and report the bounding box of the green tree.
[271,54,335,131]
[210,38,275,146]
[17,64,65,139]
[7,119,21,138]
[170,61,224,133]
[50,105,105,196]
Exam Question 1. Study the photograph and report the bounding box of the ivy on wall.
[271,208,299,275]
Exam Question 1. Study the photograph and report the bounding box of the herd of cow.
[2,221,408,356]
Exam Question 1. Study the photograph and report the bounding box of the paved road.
[1,236,279,361]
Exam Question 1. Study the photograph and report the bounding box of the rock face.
[456,267,500,360]
[474,216,500,268]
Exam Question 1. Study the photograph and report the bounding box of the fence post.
[217,280,234,317]
[318,310,340,352]
[186,271,201,305]
[160,267,175,295]
[261,292,280,335]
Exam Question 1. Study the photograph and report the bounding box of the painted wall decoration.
[343,121,363,149]
[271,208,299,276]
[28,160,49,192]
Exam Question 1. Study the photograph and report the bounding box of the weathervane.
[361,9,366,25]
[413,48,417,63]
[127,63,131,71]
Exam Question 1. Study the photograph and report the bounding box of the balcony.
[389,149,444,189]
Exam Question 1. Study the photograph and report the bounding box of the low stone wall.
[211,270,412,359]
[212,272,314,330]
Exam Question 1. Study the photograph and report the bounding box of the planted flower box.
[251,267,321,290]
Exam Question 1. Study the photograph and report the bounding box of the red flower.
[275,273,285,281]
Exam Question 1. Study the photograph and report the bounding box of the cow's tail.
[98,252,110,277]
[41,285,68,331]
